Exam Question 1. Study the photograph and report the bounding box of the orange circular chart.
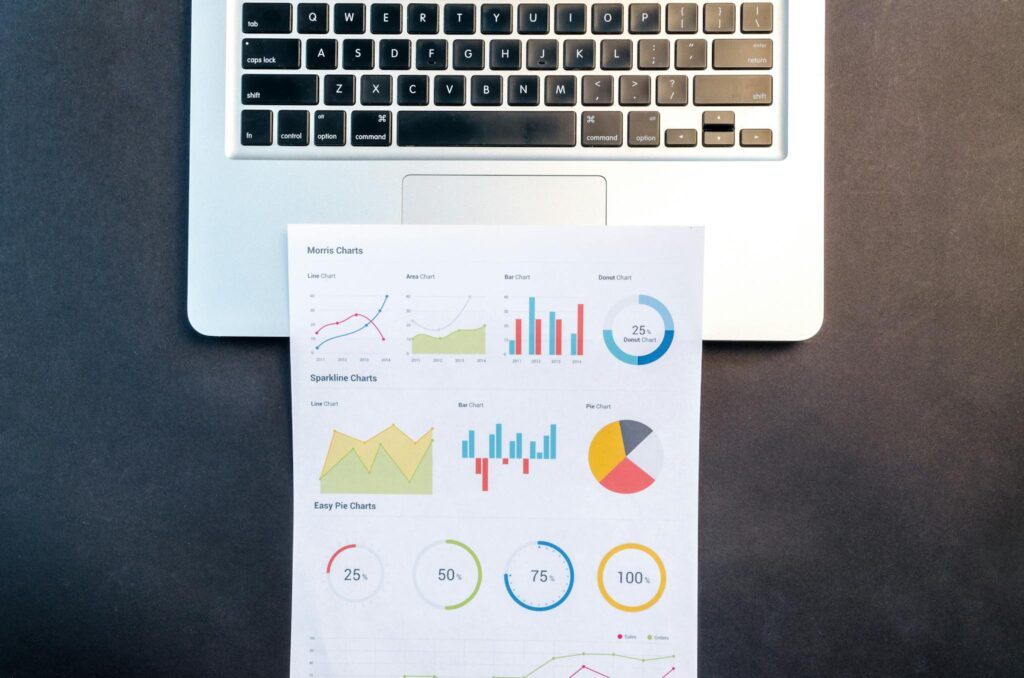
[588,420,663,494]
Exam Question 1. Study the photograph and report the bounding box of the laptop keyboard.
[231,1,784,158]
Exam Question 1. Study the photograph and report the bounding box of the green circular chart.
[588,421,663,494]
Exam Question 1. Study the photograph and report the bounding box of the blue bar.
[468,430,475,457]
[509,441,515,458]
[548,311,556,354]
[570,334,577,356]
[516,433,523,459]
[509,339,516,354]
[489,434,495,458]
[462,440,468,458]
[530,441,536,459]
[543,435,549,459]
[496,424,503,459]
[528,297,536,354]
[551,424,557,459]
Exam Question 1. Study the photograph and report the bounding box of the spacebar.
[398,112,576,147]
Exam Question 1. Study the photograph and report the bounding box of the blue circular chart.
[602,295,676,365]
[503,541,575,611]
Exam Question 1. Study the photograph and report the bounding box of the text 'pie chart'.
[588,420,663,494]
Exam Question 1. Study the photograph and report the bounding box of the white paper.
[287,225,704,678]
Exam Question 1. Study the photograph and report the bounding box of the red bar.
[475,457,481,474]
[514,318,522,355]
[534,319,542,355]
[577,304,584,355]
[481,458,489,492]
[523,458,530,474]
[555,319,563,355]
[502,457,509,465]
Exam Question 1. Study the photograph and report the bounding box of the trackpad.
[402,175,607,225]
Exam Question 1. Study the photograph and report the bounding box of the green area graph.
[411,325,486,355]
[320,425,433,494]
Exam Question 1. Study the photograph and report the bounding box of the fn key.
[241,110,272,145]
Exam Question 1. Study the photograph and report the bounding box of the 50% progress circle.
[413,540,483,610]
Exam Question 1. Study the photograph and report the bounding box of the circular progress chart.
[602,294,675,365]
[588,420,664,494]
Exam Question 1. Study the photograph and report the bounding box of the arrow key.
[619,75,651,106]
[740,128,773,147]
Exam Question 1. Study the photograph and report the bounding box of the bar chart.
[507,297,586,358]
[460,423,558,492]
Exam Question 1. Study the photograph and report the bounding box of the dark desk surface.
[1,2,1022,676]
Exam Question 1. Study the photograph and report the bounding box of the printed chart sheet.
[288,225,704,678]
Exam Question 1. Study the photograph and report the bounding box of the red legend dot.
[617,634,623,639]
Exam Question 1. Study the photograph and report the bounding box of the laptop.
[188,1,824,340]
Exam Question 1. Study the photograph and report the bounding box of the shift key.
[693,75,772,105]
[241,74,318,105]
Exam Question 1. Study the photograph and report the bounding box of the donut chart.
[588,420,663,494]
[602,294,675,365]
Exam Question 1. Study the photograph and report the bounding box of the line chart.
[315,295,389,350]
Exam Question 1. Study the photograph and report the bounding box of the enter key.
[713,39,773,69]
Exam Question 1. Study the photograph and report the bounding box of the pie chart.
[588,420,663,494]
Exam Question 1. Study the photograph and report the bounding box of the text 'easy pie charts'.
[602,294,675,365]
[589,421,663,494]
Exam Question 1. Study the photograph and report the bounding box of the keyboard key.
[314,110,346,145]
[702,110,735,129]
[242,74,318,105]
[582,111,623,146]
[398,75,429,105]
[481,4,513,34]
[527,40,559,70]
[564,40,596,70]
[370,4,402,33]
[582,75,614,105]
[693,74,772,105]
[434,75,466,105]
[592,4,624,34]
[675,39,707,69]
[637,39,670,69]
[628,111,660,146]
[361,75,392,104]
[380,39,411,69]
[508,76,540,105]
[555,4,587,34]
[333,3,366,33]
[704,3,736,33]
[545,75,577,105]
[665,128,698,146]
[656,75,688,105]
[408,4,439,33]
[490,40,522,70]
[741,3,773,33]
[601,40,632,69]
[444,4,476,34]
[242,38,300,69]
[342,39,374,68]
[240,110,272,145]
[703,130,735,146]
[740,128,773,146]
[277,109,309,145]
[629,4,661,34]
[242,3,292,33]
[519,5,550,34]
[713,38,772,69]
[306,38,338,69]
[416,39,448,69]
[454,40,485,69]
[398,111,576,146]
[619,75,651,105]
[325,74,356,104]
[351,110,391,145]
[666,3,698,33]
[298,3,329,33]
[471,75,503,105]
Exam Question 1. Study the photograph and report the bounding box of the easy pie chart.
[588,420,663,494]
